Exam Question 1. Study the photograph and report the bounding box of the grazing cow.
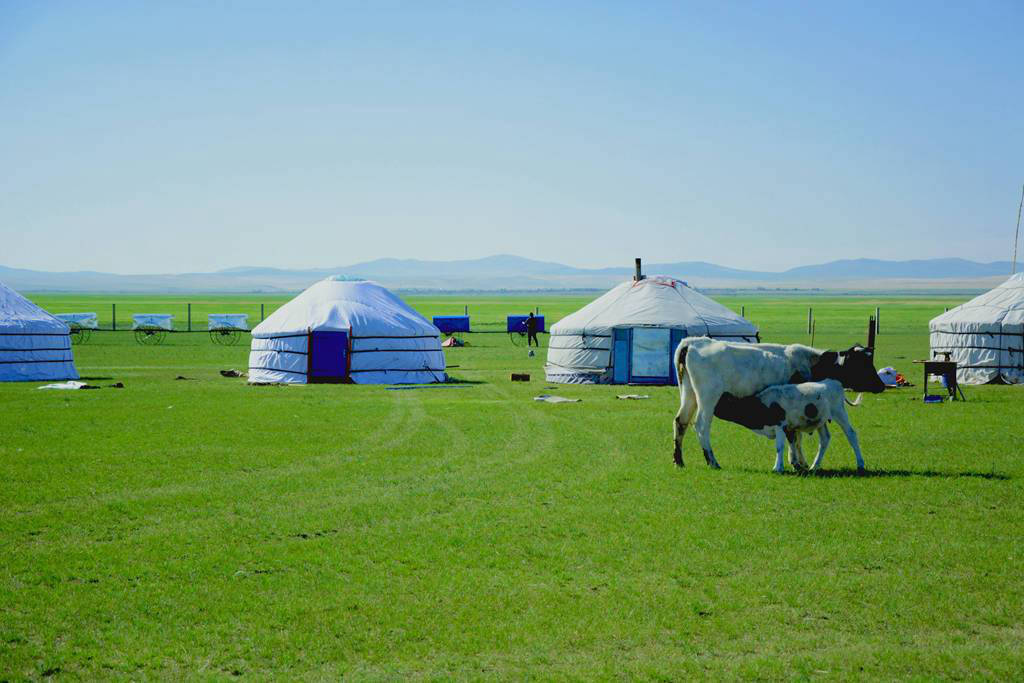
[672,337,884,468]
[714,379,865,472]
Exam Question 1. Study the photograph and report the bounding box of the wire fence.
[40,300,895,335]
[42,301,282,332]
[39,298,924,349]
[40,301,550,334]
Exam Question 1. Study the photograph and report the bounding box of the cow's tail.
[674,339,690,391]
[845,393,863,407]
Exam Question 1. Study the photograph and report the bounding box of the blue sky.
[1,1,1021,273]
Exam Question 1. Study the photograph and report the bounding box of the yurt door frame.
[307,329,350,383]
[612,327,686,384]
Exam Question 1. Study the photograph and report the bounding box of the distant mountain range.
[1,255,1016,293]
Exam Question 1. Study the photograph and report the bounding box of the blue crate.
[432,315,470,334]
[507,315,545,333]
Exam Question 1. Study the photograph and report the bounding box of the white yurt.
[248,277,445,384]
[0,280,79,382]
[545,275,758,384]
[929,272,1024,384]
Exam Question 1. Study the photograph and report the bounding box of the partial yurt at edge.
[929,272,1024,384]
[248,278,446,384]
[545,275,758,384]
[0,280,79,382]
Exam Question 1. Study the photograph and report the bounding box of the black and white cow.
[672,337,884,468]
[714,379,865,472]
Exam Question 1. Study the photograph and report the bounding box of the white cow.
[714,379,865,472]
[672,337,884,468]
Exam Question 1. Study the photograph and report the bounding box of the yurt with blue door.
[248,277,445,384]
[544,275,758,384]
[0,280,79,382]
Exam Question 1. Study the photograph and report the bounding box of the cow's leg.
[834,412,865,471]
[672,379,697,467]
[693,399,721,469]
[809,423,831,471]
[794,432,810,470]
[786,430,805,471]
[773,428,787,473]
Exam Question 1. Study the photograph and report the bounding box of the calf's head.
[812,345,886,393]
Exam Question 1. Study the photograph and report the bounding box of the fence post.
[112,303,116,331]
[260,304,265,322]
[464,305,468,316]
[807,307,813,334]
[741,305,745,318]
[875,306,880,335]
[187,303,192,332]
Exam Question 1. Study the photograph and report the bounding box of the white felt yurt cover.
[545,275,758,383]
[0,281,79,382]
[929,272,1024,385]
[248,278,445,384]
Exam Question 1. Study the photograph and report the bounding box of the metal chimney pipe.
[634,258,643,281]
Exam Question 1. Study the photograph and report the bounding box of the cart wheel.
[210,329,241,346]
[509,331,526,346]
[69,324,91,345]
[134,327,168,345]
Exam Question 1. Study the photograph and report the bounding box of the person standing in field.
[527,312,539,347]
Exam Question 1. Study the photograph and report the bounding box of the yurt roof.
[551,275,757,337]
[931,272,1024,328]
[251,278,438,338]
[0,281,69,334]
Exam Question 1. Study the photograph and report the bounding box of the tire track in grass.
[2,392,427,533]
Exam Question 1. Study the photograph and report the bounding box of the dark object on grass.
[109,382,124,388]
[924,394,944,403]
[510,373,530,382]
[175,376,194,381]
[220,369,246,378]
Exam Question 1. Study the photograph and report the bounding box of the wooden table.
[914,359,966,401]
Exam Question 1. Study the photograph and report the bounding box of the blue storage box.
[432,315,470,334]
[507,315,545,333]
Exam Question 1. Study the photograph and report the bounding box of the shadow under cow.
[754,467,1010,480]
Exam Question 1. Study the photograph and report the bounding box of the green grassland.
[2,293,1022,679]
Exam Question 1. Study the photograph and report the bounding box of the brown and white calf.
[714,379,865,472]
[672,337,884,468]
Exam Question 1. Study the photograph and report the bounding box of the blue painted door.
[612,328,630,383]
[629,328,672,383]
[309,331,348,382]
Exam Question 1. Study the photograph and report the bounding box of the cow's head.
[812,345,886,393]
